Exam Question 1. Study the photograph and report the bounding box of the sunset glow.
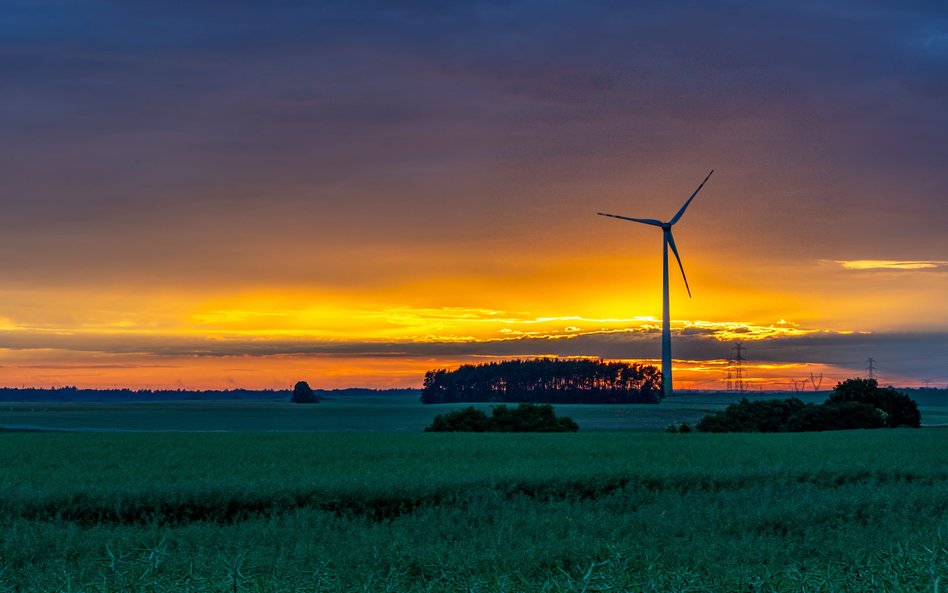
[2,2,946,390]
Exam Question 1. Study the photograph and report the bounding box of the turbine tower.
[597,170,713,396]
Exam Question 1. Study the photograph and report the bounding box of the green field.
[0,395,717,432]
[1,392,946,433]
[0,429,946,591]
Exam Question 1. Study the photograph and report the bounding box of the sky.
[2,0,947,390]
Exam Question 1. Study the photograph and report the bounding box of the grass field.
[0,429,945,591]
[1,391,946,432]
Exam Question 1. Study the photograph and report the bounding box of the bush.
[827,378,920,428]
[426,403,579,432]
[696,378,922,433]
[785,401,886,432]
[425,407,491,432]
[290,381,320,404]
[490,403,579,432]
[665,421,693,433]
[696,398,806,433]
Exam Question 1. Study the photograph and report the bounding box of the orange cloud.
[831,260,948,271]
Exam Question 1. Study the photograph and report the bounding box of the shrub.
[696,398,806,433]
[696,378,922,433]
[426,403,578,432]
[827,378,920,428]
[785,401,886,432]
[425,407,491,432]
[290,381,320,404]
[490,403,579,432]
[665,421,693,433]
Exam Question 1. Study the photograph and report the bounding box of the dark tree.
[291,381,320,404]
[421,358,663,404]
[828,378,920,428]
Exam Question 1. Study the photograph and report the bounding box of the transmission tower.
[809,372,823,391]
[732,342,746,393]
[724,358,734,392]
[866,357,876,379]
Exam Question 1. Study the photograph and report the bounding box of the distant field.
[0,429,945,591]
[0,391,946,432]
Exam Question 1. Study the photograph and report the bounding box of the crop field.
[0,396,723,433]
[0,429,946,592]
[1,391,946,433]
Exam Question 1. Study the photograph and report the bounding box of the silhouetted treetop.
[291,381,320,404]
[421,358,663,404]
[828,378,920,428]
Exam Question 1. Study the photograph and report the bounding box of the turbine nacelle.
[596,169,712,299]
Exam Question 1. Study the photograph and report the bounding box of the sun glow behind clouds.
[0,286,840,389]
[187,299,819,345]
[0,282,813,385]
[681,319,816,341]
[0,247,942,389]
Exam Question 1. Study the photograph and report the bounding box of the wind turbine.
[597,170,713,396]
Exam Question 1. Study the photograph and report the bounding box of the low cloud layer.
[1,327,944,384]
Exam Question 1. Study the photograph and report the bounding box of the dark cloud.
[5,4,946,207]
[1,328,945,382]
[8,8,948,231]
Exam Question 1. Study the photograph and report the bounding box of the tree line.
[0,386,420,402]
[0,386,290,402]
[421,358,663,404]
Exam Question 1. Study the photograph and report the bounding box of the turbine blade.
[669,170,714,225]
[667,231,691,298]
[597,212,664,227]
